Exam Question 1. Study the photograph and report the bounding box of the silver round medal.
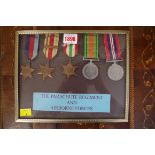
[107,63,124,81]
[82,62,98,80]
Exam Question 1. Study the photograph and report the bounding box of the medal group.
[20,33,124,81]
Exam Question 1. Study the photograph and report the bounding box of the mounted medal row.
[19,33,126,81]
[15,30,129,123]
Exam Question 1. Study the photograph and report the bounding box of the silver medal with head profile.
[107,63,124,81]
[82,61,98,80]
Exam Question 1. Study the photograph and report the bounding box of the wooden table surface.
[0,26,155,129]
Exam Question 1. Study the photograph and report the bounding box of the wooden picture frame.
[15,30,130,123]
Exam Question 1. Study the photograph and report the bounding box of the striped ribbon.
[24,34,39,60]
[84,33,98,59]
[104,34,122,61]
[64,35,78,57]
[43,33,59,60]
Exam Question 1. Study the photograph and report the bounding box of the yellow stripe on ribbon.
[52,33,59,58]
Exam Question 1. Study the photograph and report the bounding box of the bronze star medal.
[20,65,34,80]
[62,61,77,79]
[38,33,59,80]
[38,64,54,80]
[20,34,40,80]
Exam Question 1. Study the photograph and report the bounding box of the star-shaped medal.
[62,61,77,79]
[38,64,54,80]
[20,65,34,80]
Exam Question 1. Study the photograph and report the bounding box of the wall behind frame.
[1,26,155,129]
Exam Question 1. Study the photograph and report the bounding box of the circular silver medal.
[82,62,98,80]
[107,63,124,81]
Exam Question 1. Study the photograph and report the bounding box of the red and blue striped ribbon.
[24,34,39,60]
[104,34,122,61]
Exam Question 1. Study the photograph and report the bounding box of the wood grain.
[0,26,154,129]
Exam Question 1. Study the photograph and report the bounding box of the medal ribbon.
[24,34,39,60]
[64,35,78,57]
[104,34,122,61]
[84,33,98,59]
[43,33,59,60]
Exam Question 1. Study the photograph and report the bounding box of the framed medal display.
[15,30,130,123]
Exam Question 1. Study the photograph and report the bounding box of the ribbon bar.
[24,34,40,60]
[63,34,79,58]
[84,33,99,59]
[43,33,59,60]
[104,34,122,61]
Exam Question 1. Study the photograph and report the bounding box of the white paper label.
[63,34,77,44]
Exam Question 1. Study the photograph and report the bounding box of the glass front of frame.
[15,30,129,123]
